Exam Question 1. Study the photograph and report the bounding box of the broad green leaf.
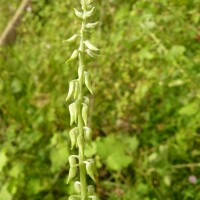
[11,79,22,93]
[124,136,139,152]
[0,150,8,172]
[9,162,24,178]
[106,150,132,171]
[178,101,199,116]
[0,184,12,200]
[50,146,69,172]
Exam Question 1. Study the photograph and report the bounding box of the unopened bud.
[66,81,75,102]
[63,34,79,43]
[83,126,92,147]
[74,8,83,20]
[67,166,77,183]
[83,96,90,106]
[82,103,88,126]
[85,22,99,29]
[66,50,79,63]
[69,156,77,166]
[69,103,75,125]
[84,40,99,52]
[85,7,95,18]
[85,161,96,182]
[84,71,93,94]
[69,127,79,149]
[74,181,81,193]
[87,185,95,195]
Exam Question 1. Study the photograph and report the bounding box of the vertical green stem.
[78,6,87,199]
[67,0,98,199]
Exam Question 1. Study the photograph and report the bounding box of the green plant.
[65,0,99,199]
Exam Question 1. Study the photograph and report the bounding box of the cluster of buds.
[65,0,99,199]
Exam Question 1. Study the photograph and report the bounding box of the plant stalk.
[78,8,87,199]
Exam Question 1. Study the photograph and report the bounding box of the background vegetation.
[0,0,200,199]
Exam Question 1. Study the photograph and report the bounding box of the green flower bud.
[85,49,98,58]
[73,81,79,99]
[83,126,92,147]
[85,160,96,182]
[63,34,79,43]
[69,195,81,200]
[69,100,80,125]
[69,155,78,166]
[74,181,81,194]
[69,127,79,150]
[85,22,99,29]
[77,135,85,157]
[74,100,80,123]
[66,50,79,63]
[82,103,88,126]
[69,103,76,125]
[83,96,90,106]
[88,196,98,200]
[84,71,93,94]
[74,8,83,20]
[66,80,75,102]
[78,65,83,78]
[87,185,95,195]
[67,166,77,183]
[85,7,95,18]
[84,40,99,51]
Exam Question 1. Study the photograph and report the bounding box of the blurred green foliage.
[0,0,200,199]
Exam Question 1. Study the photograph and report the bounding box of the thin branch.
[0,0,30,46]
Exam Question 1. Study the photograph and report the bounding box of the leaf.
[50,146,69,172]
[11,79,23,93]
[178,101,199,116]
[0,150,8,172]
[168,79,186,87]
[106,150,132,171]
[124,136,139,152]
[170,45,186,57]
[66,50,79,63]
[9,162,24,178]
[84,40,99,51]
[0,184,12,200]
